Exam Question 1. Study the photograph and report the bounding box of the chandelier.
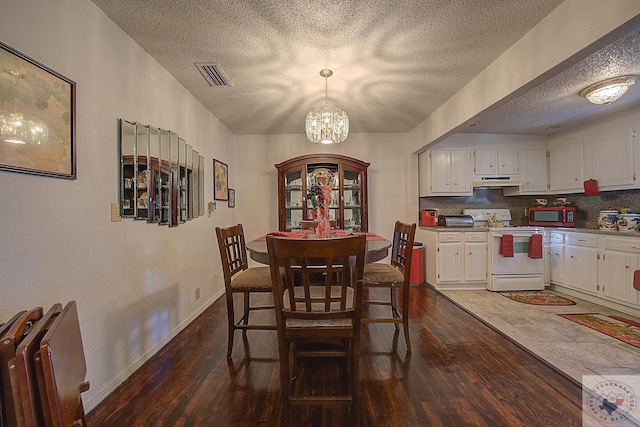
[580,75,637,105]
[305,69,349,144]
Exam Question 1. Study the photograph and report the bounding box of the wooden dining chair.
[15,303,63,427]
[301,220,337,229]
[0,306,43,427]
[216,224,276,359]
[361,221,416,352]
[267,234,366,426]
[34,301,90,427]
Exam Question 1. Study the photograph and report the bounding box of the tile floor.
[439,288,640,383]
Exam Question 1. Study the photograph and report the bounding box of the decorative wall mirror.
[118,118,205,226]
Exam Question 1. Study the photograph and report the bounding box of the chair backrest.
[267,235,367,322]
[390,221,417,279]
[216,224,249,286]
[301,220,337,229]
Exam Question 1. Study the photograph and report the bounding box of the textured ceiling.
[90,0,639,137]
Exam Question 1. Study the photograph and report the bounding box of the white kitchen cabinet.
[474,148,518,176]
[549,142,583,193]
[520,149,548,194]
[426,150,472,195]
[464,232,487,282]
[601,237,640,307]
[425,230,486,289]
[564,233,598,295]
[584,130,635,191]
[549,231,565,284]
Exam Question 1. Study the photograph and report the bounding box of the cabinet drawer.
[439,232,462,242]
[465,232,487,242]
[566,234,598,248]
[604,237,640,253]
[550,232,564,244]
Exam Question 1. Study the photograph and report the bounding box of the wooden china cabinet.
[275,154,369,232]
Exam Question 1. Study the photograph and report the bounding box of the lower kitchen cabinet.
[564,233,598,295]
[601,237,640,307]
[549,232,564,284]
[548,230,640,317]
[424,229,487,289]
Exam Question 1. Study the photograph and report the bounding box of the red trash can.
[410,242,424,285]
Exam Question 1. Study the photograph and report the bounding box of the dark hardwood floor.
[87,286,583,426]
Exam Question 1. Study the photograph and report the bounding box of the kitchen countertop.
[419,226,640,237]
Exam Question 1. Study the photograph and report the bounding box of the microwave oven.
[528,206,576,227]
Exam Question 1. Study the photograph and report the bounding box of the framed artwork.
[228,189,235,208]
[0,41,76,179]
[213,159,228,201]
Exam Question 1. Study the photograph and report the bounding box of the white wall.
[0,0,235,409]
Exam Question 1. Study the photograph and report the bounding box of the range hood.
[472,176,523,188]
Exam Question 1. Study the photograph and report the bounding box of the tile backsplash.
[419,188,640,228]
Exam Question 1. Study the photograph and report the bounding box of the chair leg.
[226,293,236,360]
[242,293,250,333]
[390,287,400,330]
[402,286,411,352]
[280,340,294,426]
[350,335,360,426]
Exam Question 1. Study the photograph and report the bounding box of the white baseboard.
[84,289,224,413]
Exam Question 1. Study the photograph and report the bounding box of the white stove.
[463,209,545,291]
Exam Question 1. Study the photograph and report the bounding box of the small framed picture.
[123,199,131,209]
[228,189,235,208]
[213,159,228,201]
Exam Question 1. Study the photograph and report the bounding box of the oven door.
[491,232,544,275]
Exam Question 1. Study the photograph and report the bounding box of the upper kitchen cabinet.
[548,129,636,194]
[473,148,518,176]
[275,154,369,232]
[503,149,548,196]
[420,149,472,196]
[549,142,584,193]
[584,129,635,191]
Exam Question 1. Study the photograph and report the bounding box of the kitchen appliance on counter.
[528,206,576,227]
[437,215,474,227]
[420,209,439,227]
[463,209,545,292]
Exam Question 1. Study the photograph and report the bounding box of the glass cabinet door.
[284,168,303,231]
[306,164,339,226]
[343,167,362,232]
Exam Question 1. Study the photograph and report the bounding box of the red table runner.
[255,230,385,241]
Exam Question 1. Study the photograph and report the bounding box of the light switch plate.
[111,202,122,222]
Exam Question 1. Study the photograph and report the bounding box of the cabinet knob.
[626,265,630,269]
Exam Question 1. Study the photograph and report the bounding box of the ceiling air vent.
[195,62,231,87]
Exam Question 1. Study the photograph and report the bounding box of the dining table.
[246,229,392,265]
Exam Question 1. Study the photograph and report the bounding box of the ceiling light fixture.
[580,75,637,105]
[305,69,349,145]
